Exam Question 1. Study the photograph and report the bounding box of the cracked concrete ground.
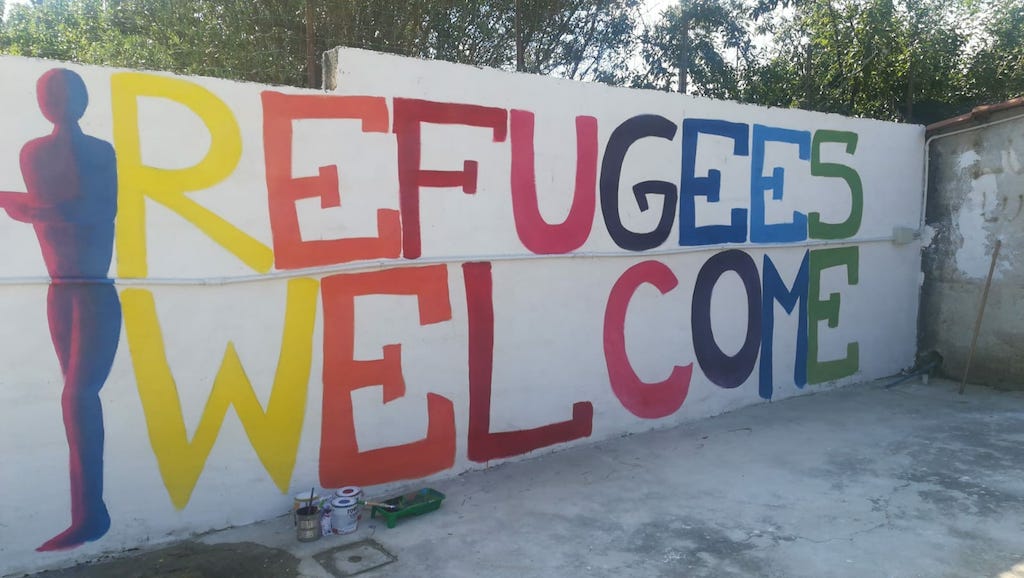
[23,378,1024,578]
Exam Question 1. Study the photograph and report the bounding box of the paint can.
[331,497,360,534]
[335,486,363,519]
[293,492,321,525]
[335,486,362,501]
[295,506,321,542]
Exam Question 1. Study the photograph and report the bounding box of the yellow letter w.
[122,278,319,509]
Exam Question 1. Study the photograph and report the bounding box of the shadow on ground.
[31,542,299,578]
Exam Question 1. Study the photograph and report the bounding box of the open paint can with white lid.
[335,486,362,501]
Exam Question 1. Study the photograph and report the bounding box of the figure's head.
[37,68,88,125]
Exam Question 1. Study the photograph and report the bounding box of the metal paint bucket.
[331,497,360,534]
[293,492,321,525]
[295,506,321,542]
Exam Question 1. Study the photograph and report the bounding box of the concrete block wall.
[921,108,1024,387]
[0,49,923,575]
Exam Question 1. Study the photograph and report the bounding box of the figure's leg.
[38,284,120,552]
[47,284,73,379]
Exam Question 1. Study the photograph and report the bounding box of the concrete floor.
[25,378,1024,578]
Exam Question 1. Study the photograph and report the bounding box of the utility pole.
[677,0,689,93]
[515,0,526,72]
[305,0,316,88]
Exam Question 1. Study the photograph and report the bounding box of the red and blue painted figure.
[0,69,120,552]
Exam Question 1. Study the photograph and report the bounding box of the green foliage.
[0,0,1021,123]
[514,0,642,83]
[637,0,1021,122]
[741,0,980,123]
[0,0,641,87]
[632,0,752,98]
[966,1,1024,105]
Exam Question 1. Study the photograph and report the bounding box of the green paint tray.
[370,488,445,529]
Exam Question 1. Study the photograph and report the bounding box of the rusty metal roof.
[926,96,1024,134]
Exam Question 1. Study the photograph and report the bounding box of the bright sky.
[4,0,28,17]
[642,0,677,25]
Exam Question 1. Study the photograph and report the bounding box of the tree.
[511,0,642,83]
[0,0,642,87]
[897,0,977,123]
[2,0,1019,123]
[318,0,642,85]
[743,0,974,123]
[632,0,752,99]
[966,0,1024,106]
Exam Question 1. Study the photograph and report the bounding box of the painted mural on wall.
[1,69,119,552]
[0,50,923,573]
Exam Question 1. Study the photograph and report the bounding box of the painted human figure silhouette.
[0,69,120,551]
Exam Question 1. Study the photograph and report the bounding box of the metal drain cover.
[313,540,397,577]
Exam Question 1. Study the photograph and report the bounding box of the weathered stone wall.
[922,109,1024,386]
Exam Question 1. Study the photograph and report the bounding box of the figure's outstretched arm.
[0,192,113,224]
[0,192,29,206]
[0,191,34,223]
[0,191,61,223]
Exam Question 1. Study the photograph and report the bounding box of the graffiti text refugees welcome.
[103,72,860,507]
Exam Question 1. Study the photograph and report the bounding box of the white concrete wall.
[0,49,923,575]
